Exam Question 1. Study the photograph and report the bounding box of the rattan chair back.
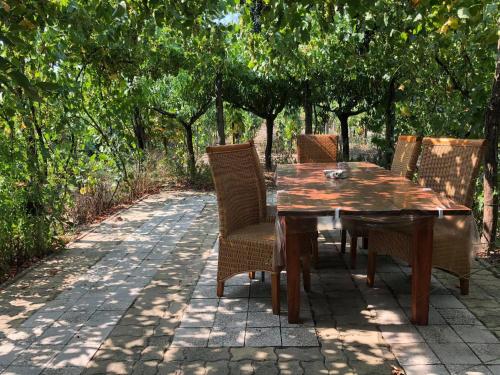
[390,135,422,179]
[297,134,339,163]
[249,140,268,220]
[207,143,263,238]
[417,138,485,207]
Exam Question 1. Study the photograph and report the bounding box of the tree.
[225,61,291,170]
[483,37,499,252]
[407,0,499,250]
[150,70,213,179]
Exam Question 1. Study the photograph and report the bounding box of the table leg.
[340,229,347,253]
[284,216,301,324]
[411,217,434,325]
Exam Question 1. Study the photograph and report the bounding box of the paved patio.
[1,191,500,374]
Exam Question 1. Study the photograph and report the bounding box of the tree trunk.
[31,105,48,181]
[483,38,500,253]
[265,116,274,171]
[338,113,349,161]
[216,73,225,145]
[304,81,313,134]
[384,76,397,167]
[184,124,196,180]
[133,106,146,150]
[162,136,168,157]
[313,105,319,134]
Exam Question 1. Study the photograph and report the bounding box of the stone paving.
[172,246,317,348]
[0,191,500,374]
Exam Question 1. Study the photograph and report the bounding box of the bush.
[0,150,206,282]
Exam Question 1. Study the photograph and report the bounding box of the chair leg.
[271,272,280,315]
[311,233,319,267]
[340,229,347,254]
[302,254,311,292]
[249,272,256,280]
[367,250,377,287]
[350,236,358,268]
[460,278,469,295]
[362,236,369,249]
[217,281,224,297]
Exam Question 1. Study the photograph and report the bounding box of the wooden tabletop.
[276,162,471,217]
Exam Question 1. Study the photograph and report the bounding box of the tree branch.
[187,98,213,126]
[435,54,470,99]
[226,96,266,119]
[150,107,179,119]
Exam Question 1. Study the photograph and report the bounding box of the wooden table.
[276,162,471,325]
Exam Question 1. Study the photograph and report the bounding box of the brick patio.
[0,191,499,374]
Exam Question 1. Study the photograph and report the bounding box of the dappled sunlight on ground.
[0,193,499,374]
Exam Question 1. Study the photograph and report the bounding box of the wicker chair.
[342,135,422,267]
[390,135,423,179]
[296,134,340,265]
[297,134,339,163]
[207,142,280,313]
[367,137,485,294]
[248,140,312,290]
[208,141,312,314]
[249,140,276,222]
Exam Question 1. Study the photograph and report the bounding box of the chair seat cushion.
[369,216,476,278]
[370,216,473,242]
[220,223,277,278]
[228,222,276,246]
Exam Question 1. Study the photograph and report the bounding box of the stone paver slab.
[276,347,323,362]
[430,295,466,309]
[179,312,215,328]
[230,347,276,361]
[246,312,279,328]
[217,299,248,313]
[439,309,482,325]
[170,328,210,348]
[281,328,319,347]
[2,366,44,375]
[404,364,450,375]
[390,343,440,366]
[186,299,219,313]
[469,344,500,364]
[447,364,493,375]
[247,298,273,312]
[245,328,281,347]
[418,325,464,343]
[208,328,245,347]
[380,324,424,344]
[429,342,481,365]
[213,312,247,328]
[453,326,499,344]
